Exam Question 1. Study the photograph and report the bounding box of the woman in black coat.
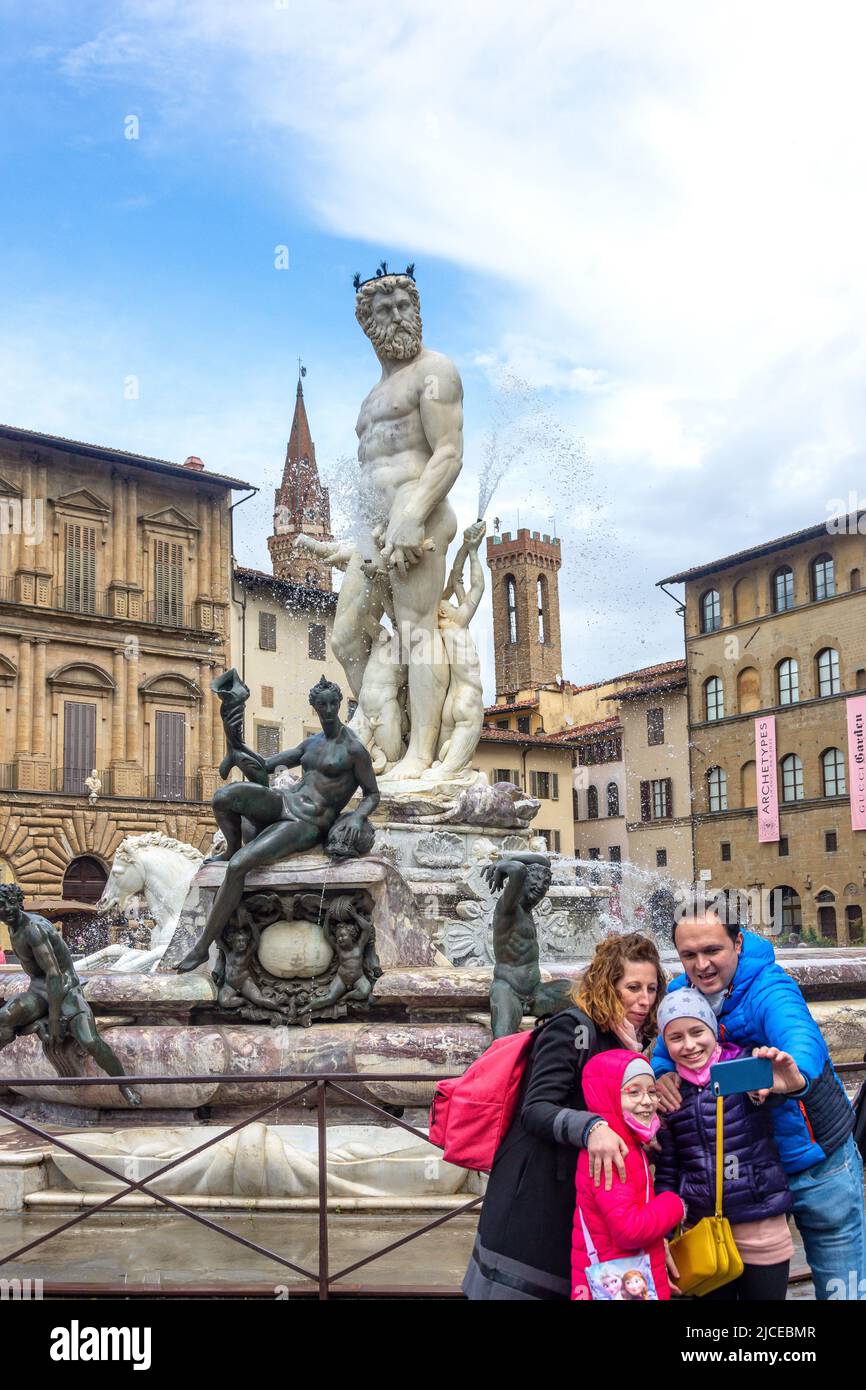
[463,933,667,1300]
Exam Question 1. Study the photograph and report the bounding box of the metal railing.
[0,1060,862,1298]
[49,767,111,795]
[43,770,206,802]
[0,1069,479,1299]
[0,577,218,634]
[142,774,204,802]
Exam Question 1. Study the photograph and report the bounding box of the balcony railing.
[46,769,205,802]
[51,767,112,795]
[0,577,216,633]
[143,774,203,802]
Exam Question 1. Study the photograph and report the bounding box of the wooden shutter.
[155,540,184,624]
[63,702,96,793]
[308,623,326,660]
[256,725,281,757]
[155,710,185,799]
[640,779,651,822]
[663,777,673,818]
[551,772,559,800]
[259,612,276,651]
[64,524,96,613]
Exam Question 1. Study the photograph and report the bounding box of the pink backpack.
[428,1029,537,1171]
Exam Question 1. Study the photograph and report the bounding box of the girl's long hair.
[572,932,666,1042]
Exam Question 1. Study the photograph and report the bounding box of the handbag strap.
[714,1093,724,1219]
[576,1147,650,1265]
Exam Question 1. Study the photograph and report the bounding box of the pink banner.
[755,715,779,842]
[847,696,866,831]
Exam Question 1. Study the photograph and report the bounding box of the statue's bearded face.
[356,277,423,360]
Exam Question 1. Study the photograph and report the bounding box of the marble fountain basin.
[48,1122,470,1199]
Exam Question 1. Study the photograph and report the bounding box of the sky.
[3,0,866,702]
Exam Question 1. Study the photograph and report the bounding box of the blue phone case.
[710,1056,774,1096]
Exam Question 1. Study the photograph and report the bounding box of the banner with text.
[847,695,866,831]
[755,715,779,842]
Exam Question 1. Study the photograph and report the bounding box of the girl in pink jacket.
[572,1051,684,1301]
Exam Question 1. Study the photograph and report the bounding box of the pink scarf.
[676,1042,723,1088]
[624,1111,661,1143]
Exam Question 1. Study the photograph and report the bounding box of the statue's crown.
[353,260,415,291]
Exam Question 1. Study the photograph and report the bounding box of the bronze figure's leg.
[0,991,46,1047]
[207,783,285,862]
[529,978,574,1021]
[177,817,322,972]
[67,1008,141,1107]
[489,977,524,1040]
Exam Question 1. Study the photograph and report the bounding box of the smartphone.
[710,1056,774,1096]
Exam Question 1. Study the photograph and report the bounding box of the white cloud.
[21,0,866,691]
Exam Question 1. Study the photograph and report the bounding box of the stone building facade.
[473,727,576,856]
[660,519,866,943]
[0,423,249,935]
[230,567,344,756]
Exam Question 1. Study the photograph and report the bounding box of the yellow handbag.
[667,1094,744,1296]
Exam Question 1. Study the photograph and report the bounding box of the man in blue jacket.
[652,908,865,1300]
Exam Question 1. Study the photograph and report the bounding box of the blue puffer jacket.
[651,931,854,1175]
[653,1048,793,1224]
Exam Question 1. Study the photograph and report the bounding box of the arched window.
[587,785,599,819]
[537,574,547,643]
[812,553,835,601]
[700,589,721,633]
[606,781,620,817]
[733,577,756,623]
[772,566,794,612]
[740,760,757,808]
[705,676,724,721]
[816,890,837,941]
[707,766,728,812]
[770,885,802,935]
[816,647,841,696]
[62,854,107,904]
[777,657,799,706]
[780,753,803,803]
[736,666,760,713]
[822,747,846,796]
[851,568,861,592]
[505,576,517,644]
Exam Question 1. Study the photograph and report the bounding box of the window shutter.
[154,540,183,623]
[530,770,538,797]
[65,524,96,613]
[63,702,96,792]
[640,780,651,822]
[259,612,277,651]
[155,710,186,798]
[664,777,673,818]
[551,772,559,800]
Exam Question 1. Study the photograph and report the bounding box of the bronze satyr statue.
[483,853,573,1039]
[177,673,380,973]
[0,884,141,1105]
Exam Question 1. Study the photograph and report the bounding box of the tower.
[487,528,563,696]
[267,371,333,589]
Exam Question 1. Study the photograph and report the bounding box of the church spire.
[268,363,333,590]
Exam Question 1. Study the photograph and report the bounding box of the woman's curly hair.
[572,932,666,1042]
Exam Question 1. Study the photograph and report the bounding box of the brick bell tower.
[268,368,333,589]
[487,527,563,696]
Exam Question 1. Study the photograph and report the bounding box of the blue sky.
[4,1,866,701]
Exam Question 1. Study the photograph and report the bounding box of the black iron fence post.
[317,1079,330,1300]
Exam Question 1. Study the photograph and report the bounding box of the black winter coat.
[653,1078,792,1225]
[463,1008,624,1300]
